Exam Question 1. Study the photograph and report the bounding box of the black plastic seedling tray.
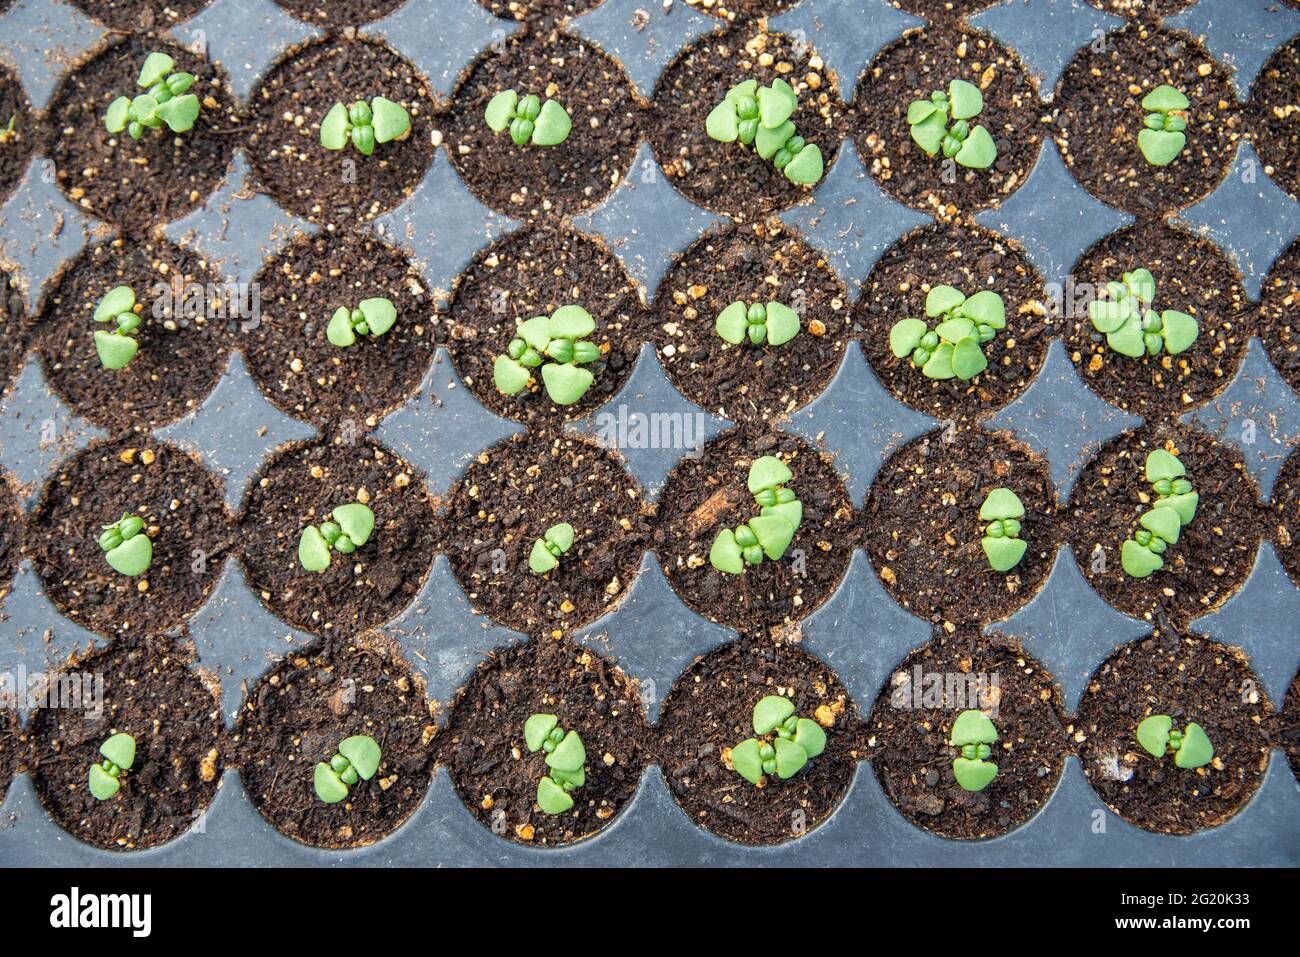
[0,0,1298,866]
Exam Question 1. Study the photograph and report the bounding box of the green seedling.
[298,502,376,572]
[1121,448,1198,579]
[729,694,827,785]
[907,79,997,170]
[493,304,600,406]
[484,90,572,147]
[709,455,803,575]
[314,734,382,804]
[105,51,201,140]
[979,487,1026,572]
[529,522,575,574]
[524,714,587,814]
[326,297,398,348]
[98,513,152,577]
[1136,714,1213,769]
[706,78,824,185]
[714,300,801,346]
[889,285,1005,381]
[321,97,410,156]
[1138,85,1189,167]
[87,732,136,800]
[950,709,998,791]
[1087,268,1198,359]
[0,115,16,145]
[92,285,142,370]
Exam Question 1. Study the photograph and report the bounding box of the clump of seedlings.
[326,297,398,348]
[1087,268,1198,359]
[979,488,1025,572]
[729,695,827,785]
[524,714,587,814]
[950,710,998,791]
[484,90,572,147]
[714,300,801,346]
[708,456,803,575]
[705,78,825,185]
[1137,85,1189,167]
[92,285,142,370]
[98,513,152,577]
[314,734,382,804]
[1136,714,1213,769]
[320,98,411,156]
[907,79,997,170]
[492,305,600,407]
[298,503,376,572]
[529,522,574,574]
[888,286,1006,380]
[1121,448,1198,579]
[105,52,201,140]
[87,732,136,800]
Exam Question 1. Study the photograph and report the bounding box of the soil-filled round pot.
[1271,444,1300,588]
[0,60,34,209]
[1258,238,1300,397]
[1250,36,1300,204]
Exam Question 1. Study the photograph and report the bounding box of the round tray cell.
[1059,220,1249,420]
[239,438,439,638]
[247,36,436,225]
[28,636,224,851]
[243,231,436,428]
[649,27,848,221]
[236,634,433,848]
[1053,24,1240,216]
[474,0,605,22]
[440,637,649,847]
[0,60,34,209]
[866,630,1069,839]
[35,236,233,434]
[67,1,212,30]
[0,707,19,809]
[855,221,1049,423]
[1065,425,1264,630]
[273,0,406,25]
[861,428,1059,626]
[0,268,25,401]
[1283,669,1300,785]
[1083,0,1201,20]
[1272,445,1300,588]
[46,36,240,232]
[1074,632,1272,835]
[652,221,849,423]
[446,223,647,427]
[445,26,640,221]
[0,473,23,592]
[854,26,1043,219]
[1260,239,1300,396]
[30,437,231,639]
[655,426,855,630]
[657,638,858,845]
[444,431,652,634]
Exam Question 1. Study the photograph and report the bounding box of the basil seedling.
[1121,448,1198,579]
[1087,268,1198,358]
[298,502,376,572]
[1136,714,1214,769]
[493,305,600,406]
[889,285,1005,381]
[320,98,411,156]
[87,732,136,800]
[529,522,575,574]
[709,455,803,575]
[98,513,152,577]
[1138,85,1189,167]
[484,90,572,147]
[907,79,997,169]
[326,297,398,348]
[714,300,801,346]
[979,487,1026,572]
[950,709,998,791]
[524,714,587,814]
[314,734,382,804]
[729,694,827,785]
[706,78,824,185]
[92,285,142,370]
[105,52,201,139]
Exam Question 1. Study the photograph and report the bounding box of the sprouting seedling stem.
[1087,268,1198,359]
[888,285,1005,381]
[950,709,998,791]
[524,714,586,814]
[1135,714,1213,768]
[105,52,201,140]
[706,77,824,185]
[907,79,997,169]
[1138,85,1189,166]
[484,90,572,147]
[98,512,152,577]
[314,735,382,803]
[493,305,600,406]
[320,98,411,156]
[729,694,827,786]
[714,300,802,346]
[528,522,575,574]
[1121,448,1198,578]
[88,732,137,800]
[298,502,376,572]
[92,285,143,370]
[708,456,803,575]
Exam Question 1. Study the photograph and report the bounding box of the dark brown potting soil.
[1282,670,1300,784]
[1271,444,1300,588]
[0,61,33,208]
[272,0,405,24]
[1250,37,1300,203]
[473,0,605,21]
[0,268,25,398]
[1083,0,1198,18]
[67,0,211,29]
[0,478,20,598]
[1259,239,1300,397]
[0,708,19,807]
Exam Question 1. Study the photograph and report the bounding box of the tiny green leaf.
[947,79,983,120]
[327,306,357,347]
[754,119,795,160]
[100,732,136,770]
[358,297,398,337]
[1106,319,1147,358]
[485,90,518,132]
[548,304,595,340]
[909,109,947,155]
[749,513,796,561]
[1144,448,1185,483]
[138,52,175,89]
[921,342,955,379]
[979,487,1024,522]
[298,525,332,572]
[764,302,801,345]
[752,695,796,735]
[314,763,349,804]
[537,775,574,814]
[94,330,139,370]
[982,535,1026,572]
[1136,714,1173,758]
[730,738,764,785]
[952,756,998,791]
[105,533,152,577]
[540,362,594,405]
[517,315,553,352]
[88,763,122,800]
[154,94,200,133]
[529,538,558,573]
[773,737,808,779]
[545,730,586,774]
[747,455,793,494]
[950,709,998,747]
[906,99,939,124]
[493,355,531,395]
[706,99,739,142]
[960,290,1005,329]
[531,99,571,146]
[1141,84,1189,113]
[370,96,410,143]
[955,124,997,169]
[320,102,351,150]
[782,143,823,184]
[1121,538,1163,578]
[925,285,966,317]
[709,528,744,575]
[333,503,375,547]
[1161,490,1199,526]
[1160,309,1198,354]
[951,337,987,380]
[715,301,748,344]
[1089,297,1135,334]
[1174,722,1213,769]
[757,78,796,129]
[1139,505,1181,546]
[524,714,558,752]
[1138,128,1185,166]
[545,522,575,553]
[105,96,131,134]
[890,317,928,358]
[338,735,381,780]
[793,717,826,759]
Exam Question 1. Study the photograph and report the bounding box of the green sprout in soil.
[709,455,803,575]
[706,78,824,185]
[529,522,574,574]
[484,90,572,147]
[88,732,136,801]
[1136,714,1213,769]
[314,734,382,804]
[1121,448,1198,579]
[1138,85,1189,167]
[93,285,142,370]
[299,502,376,572]
[889,285,1005,381]
[0,116,16,146]
[714,300,801,347]
[105,52,201,140]
[99,513,152,577]
[907,79,997,170]
[493,304,600,407]
[979,487,1025,572]
[1088,269,1198,359]
[729,695,827,785]
[326,297,398,348]
[524,714,586,814]
[950,709,998,792]
[320,98,411,156]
